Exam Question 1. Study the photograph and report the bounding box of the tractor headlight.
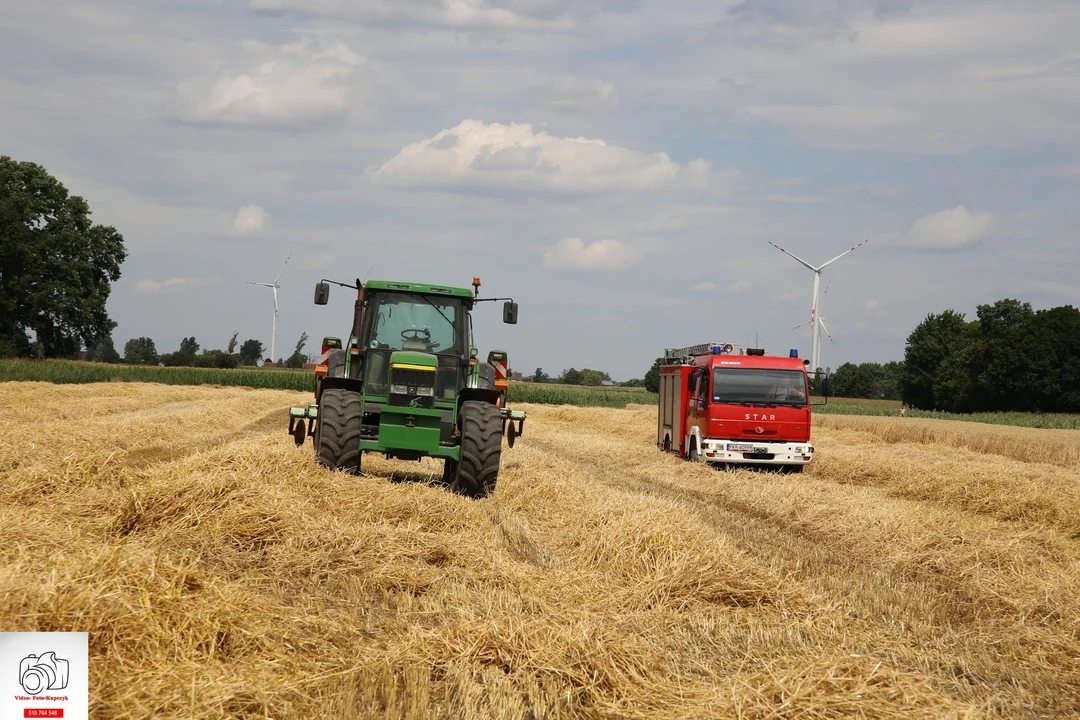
[390,384,410,395]
[415,386,435,397]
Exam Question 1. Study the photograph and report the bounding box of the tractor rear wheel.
[315,388,362,474]
[448,400,502,498]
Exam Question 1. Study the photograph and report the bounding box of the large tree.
[90,336,121,364]
[900,310,976,410]
[0,156,127,357]
[239,339,265,366]
[643,358,663,394]
[162,336,200,366]
[286,331,309,369]
[560,368,583,385]
[124,337,158,365]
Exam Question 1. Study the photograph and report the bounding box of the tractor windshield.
[363,291,466,401]
[712,367,808,407]
[368,292,462,355]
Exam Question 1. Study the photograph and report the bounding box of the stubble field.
[2,382,1079,719]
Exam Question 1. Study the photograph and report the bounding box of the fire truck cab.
[658,342,816,472]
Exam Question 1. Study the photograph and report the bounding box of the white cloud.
[902,205,994,249]
[864,299,880,312]
[234,204,272,235]
[723,0,859,46]
[542,237,639,270]
[369,119,711,194]
[692,279,752,292]
[692,3,1080,153]
[135,278,194,293]
[536,75,618,112]
[635,213,690,235]
[248,0,639,32]
[174,38,368,126]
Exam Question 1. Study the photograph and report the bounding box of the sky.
[3,0,1079,380]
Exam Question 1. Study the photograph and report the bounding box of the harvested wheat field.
[2,382,1080,719]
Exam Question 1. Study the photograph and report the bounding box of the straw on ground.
[2,382,1078,718]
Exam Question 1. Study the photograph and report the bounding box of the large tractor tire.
[315,388,362,474]
[446,400,502,498]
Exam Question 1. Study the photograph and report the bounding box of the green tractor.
[288,276,526,498]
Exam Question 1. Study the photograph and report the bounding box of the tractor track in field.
[524,426,1080,718]
[120,407,288,469]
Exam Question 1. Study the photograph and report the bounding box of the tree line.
[86,331,314,369]
[900,299,1080,413]
[530,367,620,386]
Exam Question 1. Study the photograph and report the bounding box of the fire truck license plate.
[727,443,765,453]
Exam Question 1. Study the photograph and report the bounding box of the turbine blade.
[273,287,279,319]
[792,320,813,331]
[248,282,274,288]
[818,317,836,344]
[767,241,818,271]
[273,253,292,286]
[818,238,871,270]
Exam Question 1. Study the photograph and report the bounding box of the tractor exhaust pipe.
[352,278,365,339]
[349,279,366,380]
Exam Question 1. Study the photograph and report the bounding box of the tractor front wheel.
[315,388,362,474]
[448,400,502,498]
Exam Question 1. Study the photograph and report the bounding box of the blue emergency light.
[712,345,722,354]
[790,349,799,358]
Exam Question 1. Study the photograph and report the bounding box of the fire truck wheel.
[662,436,671,452]
[688,441,699,462]
[448,400,501,499]
[315,388,361,475]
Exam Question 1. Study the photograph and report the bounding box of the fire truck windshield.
[712,368,808,407]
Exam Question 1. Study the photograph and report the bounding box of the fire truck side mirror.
[503,301,518,324]
[314,282,330,305]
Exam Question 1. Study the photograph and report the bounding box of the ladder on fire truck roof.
[663,342,744,364]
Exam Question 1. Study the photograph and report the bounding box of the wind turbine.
[767,239,870,373]
[247,253,291,365]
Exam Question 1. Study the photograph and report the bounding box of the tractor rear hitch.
[500,413,525,448]
[289,405,319,447]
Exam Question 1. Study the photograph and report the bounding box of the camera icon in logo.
[19,652,69,696]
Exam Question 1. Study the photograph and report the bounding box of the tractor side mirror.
[314,282,330,305]
[503,301,519,324]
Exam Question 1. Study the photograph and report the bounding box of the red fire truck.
[657,342,818,472]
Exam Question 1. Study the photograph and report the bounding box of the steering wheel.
[401,328,432,343]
